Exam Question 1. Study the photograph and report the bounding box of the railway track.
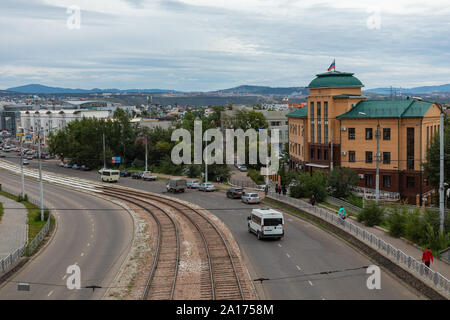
[102,186,246,300]
[103,189,180,300]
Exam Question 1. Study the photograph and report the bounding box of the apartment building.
[287,70,443,204]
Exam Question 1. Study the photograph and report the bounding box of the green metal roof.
[333,94,365,99]
[308,71,364,89]
[336,99,434,119]
[286,107,308,118]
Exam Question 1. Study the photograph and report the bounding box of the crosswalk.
[0,160,102,193]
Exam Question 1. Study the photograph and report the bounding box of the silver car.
[242,193,260,204]
[198,183,216,192]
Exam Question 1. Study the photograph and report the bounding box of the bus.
[247,208,284,240]
[101,169,120,183]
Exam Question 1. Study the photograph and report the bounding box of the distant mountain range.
[6,84,176,94]
[366,84,450,95]
[6,83,450,96]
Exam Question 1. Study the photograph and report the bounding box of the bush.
[33,209,50,222]
[357,201,385,227]
[346,194,364,208]
[329,167,359,198]
[404,209,428,245]
[386,206,407,237]
[423,224,450,254]
[289,172,328,202]
[186,164,202,178]
[247,169,265,185]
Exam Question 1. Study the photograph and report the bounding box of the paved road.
[4,157,423,299]
[0,170,133,300]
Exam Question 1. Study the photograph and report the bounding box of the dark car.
[226,187,244,199]
[81,165,91,171]
[72,164,81,170]
[120,170,131,177]
[132,172,143,179]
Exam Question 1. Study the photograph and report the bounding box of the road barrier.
[0,185,51,275]
[268,192,450,299]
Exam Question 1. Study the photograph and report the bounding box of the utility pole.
[103,133,106,169]
[20,136,25,198]
[330,126,333,172]
[205,130,208,184]
[440,112,445,233]
[376,123,380,203]
[37,127,44,221]
[145,135,148,172]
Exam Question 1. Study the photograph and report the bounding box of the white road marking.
[80,252,84,257]
[308,281,314,286]
[286,253,290,258]
[87,243,90,247]
[62,275,67,280]
[278,244,282,248]
[47,290,53,297]
[296,265,301,271]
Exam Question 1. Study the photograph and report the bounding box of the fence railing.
[0,185,51,276]
[268,192,450,298]
[325,195,362,214]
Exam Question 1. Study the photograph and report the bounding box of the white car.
[187,180,201,189]
[198,183,216,192]
[247,208,284,240]
[242,193,260,204]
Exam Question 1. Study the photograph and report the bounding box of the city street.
[0,156,423,299]
[0,169,133,299]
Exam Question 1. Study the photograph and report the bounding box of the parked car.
[120,170,131,177]
[166,178,187,193]
[72,164,81,170]
[238,164,248,172]
[26,155,33,160]
[256,184,266,191]
[58,162,65,167]
[242,192,260,204]
[187,180,201,189]
[64,163,72,168]
[23,159,30,166]
[81,165,91,171]
[227,187,244,199]
[198,183,216,192]
[142,171,157,181]
[132,172,143,179]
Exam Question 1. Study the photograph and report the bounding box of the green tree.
[329,167,359,198]
[357,201,385,227]
[289,172,328,202]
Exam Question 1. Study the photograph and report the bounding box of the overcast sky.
[0,0,449,91]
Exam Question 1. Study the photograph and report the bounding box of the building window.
[317,123,321,143]
[311,124,315,143]
[383,175,391,188]
[365,174,373,187]
[406,176,415,188]
[348,128,355,140]
[383,152,391,164]
[349,151,355,163]
[427,126,429,150]
[311,148,314,159]
[383,128,391,140]
[366,151,373,163]
[317,149,321,160]
[324,124,328,143]
[366,128,373,140]
[324,149,328,160]
[310,102,314,119]
[317,102,321,119]
[407,127,414,170]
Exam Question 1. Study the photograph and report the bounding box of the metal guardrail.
[325,195,362,214]
[0,186,51,275]
[268,192,450,298]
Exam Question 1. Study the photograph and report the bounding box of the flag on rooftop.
[328,59,336,71]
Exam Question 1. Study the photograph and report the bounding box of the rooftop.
[336,99,436,119]
[286,107,308,118]
[308,71,364,89]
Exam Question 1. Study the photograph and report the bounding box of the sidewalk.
[0,195,27,260]
[267,193,450,280]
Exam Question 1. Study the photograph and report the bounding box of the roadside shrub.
[328,167,359,198]
[33,209,50,222]
[186,164,202,178]
[386,206,407,237]
[247,169,265,185]
[423,224,450,255]
[404,209,427,245]
[289,172,328,202]
[346,194,364,208]
[357,201,385,227]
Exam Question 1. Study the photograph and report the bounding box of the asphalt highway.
[3,156,423,299]
[0,169,133,300]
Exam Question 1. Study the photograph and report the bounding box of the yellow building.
[287,70,443,204]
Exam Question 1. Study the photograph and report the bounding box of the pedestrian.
[310,194,316,206]
[422,248,434,270]
[338,206,346,219]
[264,185,268,196]
[282,185,287,196]
[278,186,282,195]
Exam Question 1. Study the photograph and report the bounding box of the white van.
[101,169,120,182]
[247,208,284,240]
